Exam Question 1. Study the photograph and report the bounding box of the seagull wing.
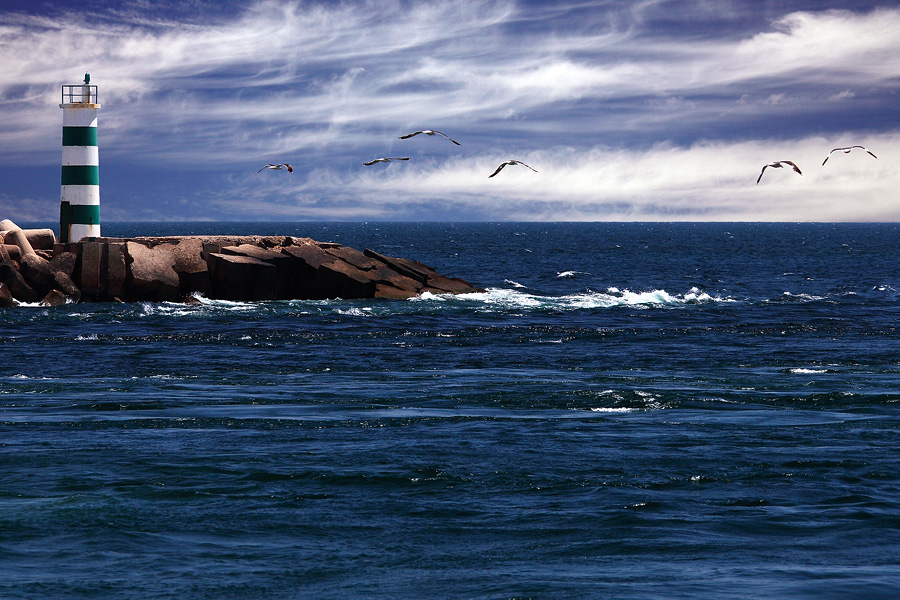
[363,159,380,165]
[284,164,293,173]
[756,164,769,184]
[399,131,422,139]
[865,148,878,159]
[258,164,274,173]
[433,131,461,145]
[514,161,538,172]
[782,160,802,175]
[488,162,509,178]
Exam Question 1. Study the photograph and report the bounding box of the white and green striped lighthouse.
[59,73,101,243]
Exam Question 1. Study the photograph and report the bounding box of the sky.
[1,0,899,222]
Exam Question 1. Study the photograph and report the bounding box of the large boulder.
[19,254,56,293]
[314,258,377,299]
[79,241,103,297]
[4,228,35,257]
[173,238,210,296]
[221,244,295,299]
[281,243,337,299]
[39,289,69,307]
[0,262,37,302]
[50,251,77,278]
[124,242,180,301]
[104,243,127,299]
[1,244,21,263]
[19,229,56,251]
[0,281,17,307]
[206,252,276,300]
[53,270,81,303]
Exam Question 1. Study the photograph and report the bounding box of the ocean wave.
[413,286,733,311]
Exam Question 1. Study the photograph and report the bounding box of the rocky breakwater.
[0,219,480,307]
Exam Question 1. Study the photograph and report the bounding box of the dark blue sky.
[2,0,899,222]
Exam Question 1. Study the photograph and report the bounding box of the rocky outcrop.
[0,221,480,306]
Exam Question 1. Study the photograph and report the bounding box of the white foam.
[412,286,733,311]
[790,368,827,374]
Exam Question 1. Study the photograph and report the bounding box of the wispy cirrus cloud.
[1,1,899,221]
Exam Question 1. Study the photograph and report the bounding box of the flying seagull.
[399,130,461,145]
[756,160,802,184]
[364,157,410,165]
[822,145,878,165]
[258,163,293,173]
[489,160,538,178]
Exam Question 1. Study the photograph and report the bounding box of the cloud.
[1,1,899,222]
[205,130,900,222]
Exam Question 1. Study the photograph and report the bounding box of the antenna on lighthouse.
[59,73,101,243]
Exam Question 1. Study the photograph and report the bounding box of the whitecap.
[75,333,99,341]
[412,286,733,312]
[790,368,827,374]
[335,307,372,316]
[504,279,526,289]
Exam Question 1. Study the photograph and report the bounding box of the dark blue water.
[3,222,900,599]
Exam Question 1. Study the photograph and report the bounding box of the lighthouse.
[59,73,101,243]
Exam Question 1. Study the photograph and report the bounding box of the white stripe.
[69,223,100,242]
[62,108,98,128]
[60,185,100,206]
[62,146,99,166]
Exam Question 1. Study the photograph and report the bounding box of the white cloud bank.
[213,131,900,222]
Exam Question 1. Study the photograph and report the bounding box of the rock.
[79,241,103,297]
[280,243,336,299]
[173,238,210,296]
[50,251,78,277]
[53,270,81,303]
[370,265,423,298]
[40,289,69,307]
[4,228,35,257]
[279,241,381,299]
[363,248,479,294]
[315,259,377,299]
[21,229,56,251]
[364,249,428,285]
[0,281,17,307]
[324,245,382,271]
[104,243,126,299]
[124,242,180,301]
[0,231,480,305]
[19,254,56,293]
[0,262,37,302]
[221,244,295,299]
[2,244,21,263]
[207,252,276,300]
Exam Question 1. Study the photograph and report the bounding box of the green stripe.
[69,204,100,225]
[60,201,71,243]
[61,165,99,185]
[62,126,98,146]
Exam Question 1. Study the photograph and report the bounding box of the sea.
[2,221,900,599]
